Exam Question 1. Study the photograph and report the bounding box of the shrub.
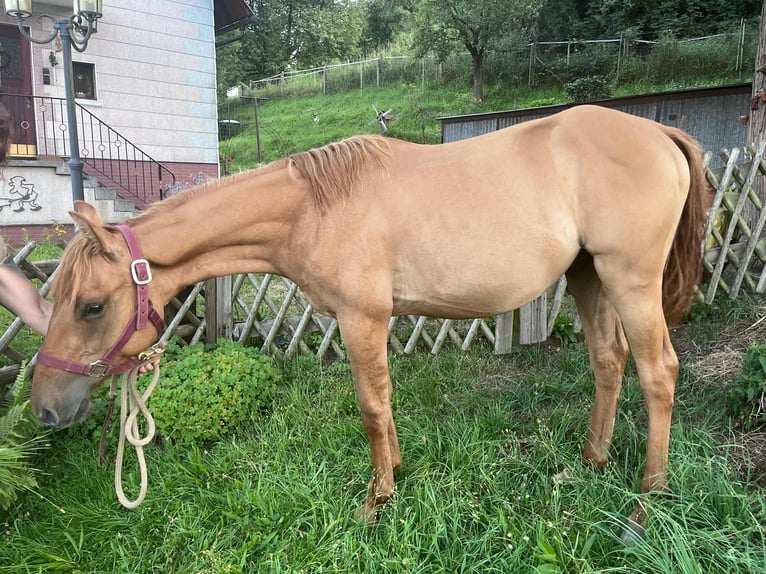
[149,339,281,445]
[727,343,766,431]
[564,76,613,102]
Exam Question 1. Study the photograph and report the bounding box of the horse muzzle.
[31,368,95,428]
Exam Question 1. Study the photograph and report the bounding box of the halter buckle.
[88,360,110,377]
[131,259,153,285]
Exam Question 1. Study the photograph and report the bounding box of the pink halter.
[37,224,166,377]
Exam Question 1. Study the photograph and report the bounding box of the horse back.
[296,106,698,319]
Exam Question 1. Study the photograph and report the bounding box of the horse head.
[31,202,165,428]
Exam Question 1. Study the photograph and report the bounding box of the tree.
[413,0,542,100]
[293,1,367,67]
[362,0,415,53]
[748,1,766,211]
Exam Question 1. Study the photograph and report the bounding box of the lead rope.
[115,364,160,509]
[98,355,162,509]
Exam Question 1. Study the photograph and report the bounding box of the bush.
[149,339,281,445]
[564,75,612,102]
[727,343,766,431]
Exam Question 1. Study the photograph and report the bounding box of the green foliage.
[550,315,578,345]
[0,364,45,512]
[148,339,281,445]
[727,342,766,431]
[564,75,613,102]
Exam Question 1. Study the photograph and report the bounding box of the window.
[72,61,96,99]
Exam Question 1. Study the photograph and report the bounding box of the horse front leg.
[338,312,399,523]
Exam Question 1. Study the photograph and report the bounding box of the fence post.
[494,310,514,354]
[205,276,232,342]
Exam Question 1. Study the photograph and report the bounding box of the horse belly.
[391,239,576,319]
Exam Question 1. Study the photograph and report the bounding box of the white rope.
[111,364,160,509]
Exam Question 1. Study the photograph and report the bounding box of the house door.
[0,24,35,157]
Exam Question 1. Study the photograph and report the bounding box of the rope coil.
[98,357,162,509]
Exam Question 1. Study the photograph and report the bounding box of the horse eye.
[83,303,105,319]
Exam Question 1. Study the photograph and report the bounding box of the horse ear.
[69,202,118,254]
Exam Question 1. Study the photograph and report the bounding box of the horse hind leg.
[590,253,679,542]
[566,252,630,470]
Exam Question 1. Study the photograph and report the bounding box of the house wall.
[0,0,221,245]
[0,0,220,165]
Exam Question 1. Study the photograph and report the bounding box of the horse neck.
[130,165,310,298]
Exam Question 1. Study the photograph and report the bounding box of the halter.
[37,224,166,377]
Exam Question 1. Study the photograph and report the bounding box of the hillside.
[216,77,747,173]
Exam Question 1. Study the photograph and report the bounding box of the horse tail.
[661,126,708,324]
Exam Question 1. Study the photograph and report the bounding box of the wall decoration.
[0,176,42,212]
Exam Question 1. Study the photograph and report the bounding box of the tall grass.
[2,297,764,572]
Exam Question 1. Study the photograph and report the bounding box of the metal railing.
[2,93,176,207]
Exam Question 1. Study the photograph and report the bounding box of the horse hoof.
[354,504,378,526]
[619,520,646,545]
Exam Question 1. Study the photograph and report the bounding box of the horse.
[30,105,706,540]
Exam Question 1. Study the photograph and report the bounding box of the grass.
[216,72,745,172]
[2,297,765,572]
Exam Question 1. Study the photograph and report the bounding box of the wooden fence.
[1,144,764,383]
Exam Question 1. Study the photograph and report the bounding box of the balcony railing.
[2,93,176,208]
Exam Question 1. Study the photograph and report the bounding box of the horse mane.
[133,134,392,224]
[284,134,392,212]
[52,231,116,306]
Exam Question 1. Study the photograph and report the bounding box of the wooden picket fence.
[1,143,765,383]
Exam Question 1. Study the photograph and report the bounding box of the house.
[0,0,252,244]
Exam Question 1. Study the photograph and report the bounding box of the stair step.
[94,187,116,200]
[114,199,136,212]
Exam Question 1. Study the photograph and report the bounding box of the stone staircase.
[14,158,138,221]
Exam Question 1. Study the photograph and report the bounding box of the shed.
[439,84,751,168]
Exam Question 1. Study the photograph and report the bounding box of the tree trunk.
[471,51,484,101]
[748,2,766,225]
[749,2,766,149]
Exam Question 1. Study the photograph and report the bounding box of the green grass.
[217,72,747,173]
[2,297,765,573]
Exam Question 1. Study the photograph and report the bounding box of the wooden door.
[0,24,35,157]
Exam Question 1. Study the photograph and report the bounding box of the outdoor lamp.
[73,0,102,19]
[3,0,31,18]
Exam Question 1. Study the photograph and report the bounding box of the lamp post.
[4,0,103,206]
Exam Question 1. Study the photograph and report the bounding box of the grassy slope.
[2,297,765,573]
[216,76,740,172]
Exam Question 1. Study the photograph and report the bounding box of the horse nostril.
[38,407,60,427]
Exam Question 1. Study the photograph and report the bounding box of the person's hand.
[138,357,160,375]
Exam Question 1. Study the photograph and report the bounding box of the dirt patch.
[724,432,766,487]
[674,302,766,487]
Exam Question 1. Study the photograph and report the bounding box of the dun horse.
[31,105,706,539]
